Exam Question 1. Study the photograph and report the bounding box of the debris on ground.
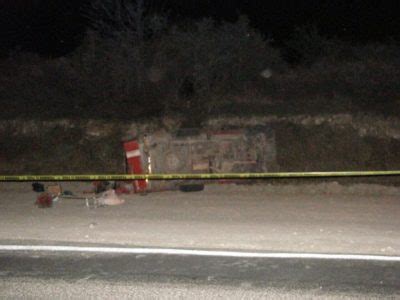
[47,184,62,197]
[32,182,44,192]
[35,192,53,208]
[62,190,74,196]
[31,181,126,209]
[93,181,116,194]
[115,183,134,195]
[33,183,65,208]
[96,189,125,206]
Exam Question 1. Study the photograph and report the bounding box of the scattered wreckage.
[33,127,277,207]
[33,182,125,208]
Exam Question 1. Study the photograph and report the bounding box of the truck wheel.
[179,184,204,192]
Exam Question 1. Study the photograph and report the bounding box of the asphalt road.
[1,247,399,298]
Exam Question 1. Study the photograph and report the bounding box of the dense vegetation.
[1,4,399,123]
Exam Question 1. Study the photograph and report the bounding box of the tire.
[179,184,205,192]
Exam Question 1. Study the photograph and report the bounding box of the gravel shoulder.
[1,277,386,300]
[0,182,399,255]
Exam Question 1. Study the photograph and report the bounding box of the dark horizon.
[1,0,399,56]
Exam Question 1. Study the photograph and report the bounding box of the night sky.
[0,0,398,56]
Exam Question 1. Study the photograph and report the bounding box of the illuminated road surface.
[0,246,399,298]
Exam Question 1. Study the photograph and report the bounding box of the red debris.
[36,192,53,208]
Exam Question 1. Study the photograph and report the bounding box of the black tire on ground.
[179,184,205,192]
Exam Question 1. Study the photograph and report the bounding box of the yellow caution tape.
[1,171,400,181]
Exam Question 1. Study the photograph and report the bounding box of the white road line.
[0,245,400,262]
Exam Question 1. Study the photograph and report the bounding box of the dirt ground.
[0,182,399,255]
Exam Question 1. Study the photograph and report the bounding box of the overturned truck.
[124,127,277,192]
